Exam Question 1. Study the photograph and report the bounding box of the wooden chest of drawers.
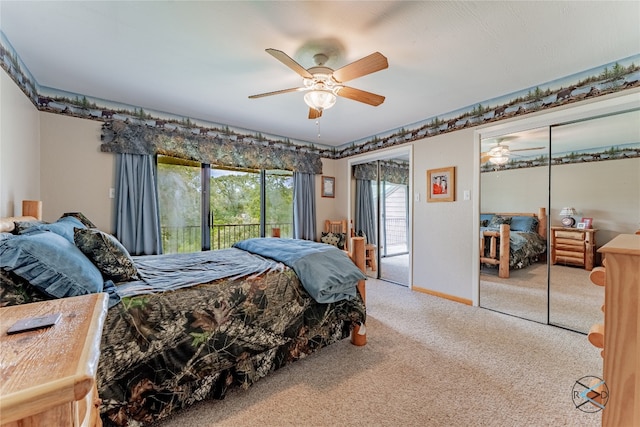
[594,234,640,426]
[551,226,597,270]
[0,293,108,426]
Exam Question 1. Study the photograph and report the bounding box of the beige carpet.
[152,279,603,427]
[480,263,604,332]
[378,253,409,285]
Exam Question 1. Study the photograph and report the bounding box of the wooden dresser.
[0,293,108,426]
[591,234,640,426]
[550,226,597,270]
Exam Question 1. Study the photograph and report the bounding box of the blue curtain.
[115,153,163,255]
[355,179,377,245]
[292,172,316,240]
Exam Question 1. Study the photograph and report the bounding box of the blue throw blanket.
[234,238,366,303]
[115,248,277,298]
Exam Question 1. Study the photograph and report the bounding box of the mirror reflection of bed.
[480,109,639,333]
[479,127,550,324]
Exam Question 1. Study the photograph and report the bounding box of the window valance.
[100,121,323,174]
[353,160,409,185]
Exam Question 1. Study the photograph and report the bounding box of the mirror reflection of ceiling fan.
[248,48,388,119]
[481,137,545,165]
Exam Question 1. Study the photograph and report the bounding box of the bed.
[0,205,367,426]
[479,207,547,278]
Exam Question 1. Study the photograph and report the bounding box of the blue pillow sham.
[18,216,86,243]
[480,214,494,227]
[510,215,539,233]
[0,232,104,299]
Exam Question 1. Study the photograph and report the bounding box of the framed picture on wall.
[427,166,455,202]
[321,176,335,198]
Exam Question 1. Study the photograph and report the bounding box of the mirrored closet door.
[479,128,550,323]
[479,108,640,331]
[351,151,411,286]
[548,109,640,333]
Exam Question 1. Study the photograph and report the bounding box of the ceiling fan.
[248,48,388,119]
[481,138,545,165]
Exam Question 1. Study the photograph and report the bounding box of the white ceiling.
[1,1,639,148]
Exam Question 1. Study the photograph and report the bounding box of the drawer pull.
[588,323,604,348]
[589,267,606,287]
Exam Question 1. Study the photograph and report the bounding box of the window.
[265,170,293,238]
[158,156,293,253]
[157,157,202,253]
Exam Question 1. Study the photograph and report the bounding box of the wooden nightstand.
[0,293,108,427]
[550,226,597,270]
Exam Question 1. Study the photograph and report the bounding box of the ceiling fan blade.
[266,48,314,79]
[248,87,305,99]
[337,86,385,106]
[481,153,491,163]
[332,52,388,83]
[511,146,546,152]
[308,108,322,119]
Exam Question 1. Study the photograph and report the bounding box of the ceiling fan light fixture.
[304,90,337,111]
[488,145,510,165]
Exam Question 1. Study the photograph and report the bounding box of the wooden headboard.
[0,200,42,233]
[482,207,547,239]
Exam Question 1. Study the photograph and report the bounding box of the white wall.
[412,129,476,300]
[0,69,40,217]
[39,113,115,230]
[315,157,347,238]
[550,158,639,246]
[480,167,548,214]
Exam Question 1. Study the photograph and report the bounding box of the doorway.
[373,178,409,285]
[349,147,412,287]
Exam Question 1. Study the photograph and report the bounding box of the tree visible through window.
[158,156,293,254]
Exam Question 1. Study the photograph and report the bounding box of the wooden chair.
[348,226,377,272]
[323,219,348,251]
[365,243,377,271]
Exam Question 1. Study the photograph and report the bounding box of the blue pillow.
[480,214,494,227]
[510,216,539,233]
[0,232,104,299]
[18,216,86,243]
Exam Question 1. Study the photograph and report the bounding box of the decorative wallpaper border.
[1,30,638,162]
[480,142,640,174]
[100,121,323,174]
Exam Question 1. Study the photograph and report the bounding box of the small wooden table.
[365,243,377,271]
[550,226,597,270]
[0,293,108,426]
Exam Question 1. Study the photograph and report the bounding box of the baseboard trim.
[412,286,472,306]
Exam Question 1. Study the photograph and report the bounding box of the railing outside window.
[161,222,293,254]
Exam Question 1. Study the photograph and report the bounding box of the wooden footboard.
[480,207,546,279]
[480,224,511,278]
[348,236,367,346]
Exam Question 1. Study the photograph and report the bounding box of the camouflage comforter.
[481,229,547,270]
[1,249,366,426]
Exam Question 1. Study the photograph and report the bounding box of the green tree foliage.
[265,173,293,226]
[158,162,202,253]
[158,162,293,253]
[210,173,260,224]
